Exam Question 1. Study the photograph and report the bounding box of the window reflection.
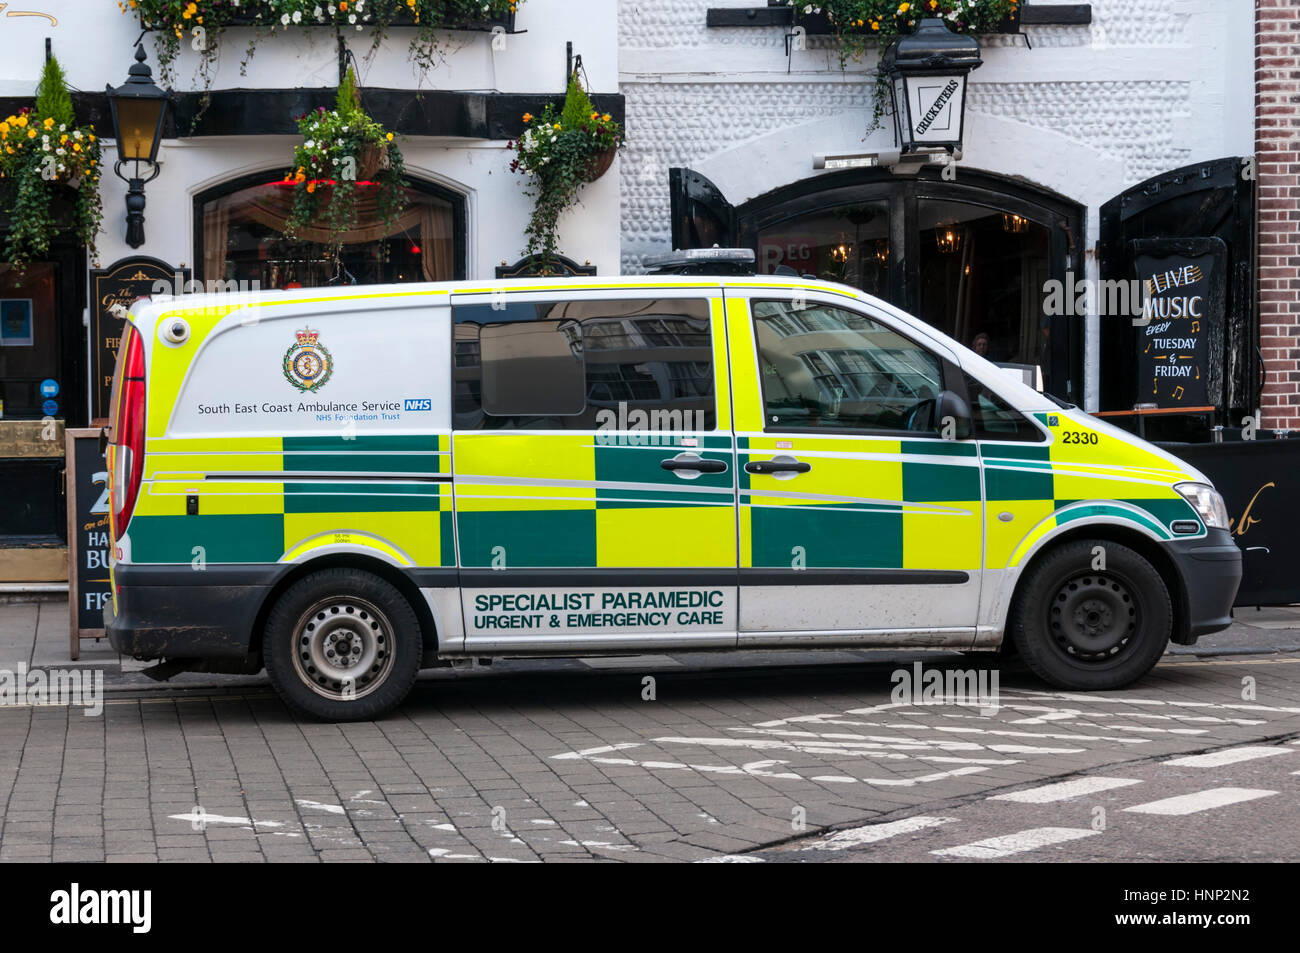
[757,203,889,295]
[918,199,1051,375]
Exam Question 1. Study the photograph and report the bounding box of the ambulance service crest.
[283,327,334,392]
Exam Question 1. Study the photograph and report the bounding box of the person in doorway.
[971,332,991,358]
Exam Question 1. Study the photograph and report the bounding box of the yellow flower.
[15,115,27,127]
[871,20,880,30]
[602,113,611,122]
[591,112,599,121]
[386,132,394,141]
[72,142,81,152]
[898,2,910,11]
[553,123,561,130]
[0,123,9,136]
[43,117,54,129]
[27,129,36,138]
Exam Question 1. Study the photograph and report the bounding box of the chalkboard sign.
[89,257,189,423]
[65,428,111,658]
[1133,238,1227,409]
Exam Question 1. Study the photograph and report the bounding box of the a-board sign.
[1133,237,1227,410]
[65,428,111,659]
[89,257,189,423]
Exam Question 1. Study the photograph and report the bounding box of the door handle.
[661,456,728,474]
[745,459,812,475]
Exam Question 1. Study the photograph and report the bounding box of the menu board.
[65,428,111,658]
[89,257,189,423]
[1133,238,1227,409]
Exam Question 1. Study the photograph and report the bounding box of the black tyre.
[1009,539,1171,690]
[263,568,422,721]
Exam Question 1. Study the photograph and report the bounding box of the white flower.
[280,13,290,25]
[314,5,323,18]
[292,9,302,23]
[349,13,357,23]
[328,4,335,14]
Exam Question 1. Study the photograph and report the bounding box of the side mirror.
[935,389,973,440]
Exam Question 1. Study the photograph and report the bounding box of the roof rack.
[642,247,756,276]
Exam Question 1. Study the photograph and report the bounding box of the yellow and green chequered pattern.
[128,434,456,567]
[739,434,984,571]
[985,412,1201,569]
[453,432,738,569]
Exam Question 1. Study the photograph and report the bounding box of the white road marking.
[800,816,956,852]
[656,734,1082,756]
[697,855,765,863]
[428,848,482,860]
[1124,787,1278,816]
[560,840,639,852]
[1001,689,1300,715]
[932,827,1100,859]
[990,777,1143,803]
[552,743,642,760]
[1163,747,1291,768]
[295,799,346,815]
[735,723,1146,746]
[169,811,284,829]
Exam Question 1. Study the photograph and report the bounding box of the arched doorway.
[193,172,467,288]
[671,166,1085,403]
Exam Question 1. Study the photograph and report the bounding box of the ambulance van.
[103,263,1242,720]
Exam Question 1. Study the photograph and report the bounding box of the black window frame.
[751,296,965,440]
[191,170,469,285]
[452,296,720,431]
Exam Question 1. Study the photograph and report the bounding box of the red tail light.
[108,323,146,540]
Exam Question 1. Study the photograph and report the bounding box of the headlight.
[1174,482,1230,531]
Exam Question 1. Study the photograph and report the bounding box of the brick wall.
[1257,0,1300,429]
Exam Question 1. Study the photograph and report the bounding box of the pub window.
[195,174,465,287]
[753,299,944,434]
[453,298,716,431]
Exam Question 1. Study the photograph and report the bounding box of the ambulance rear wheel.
[264,568,421,721]
[1010,539,1171,690]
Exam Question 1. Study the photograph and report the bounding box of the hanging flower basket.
[0,55,103,271]
[358,142,388,181]
[508,73,624,269]
[582,145,618,184]
[283,67,407,242]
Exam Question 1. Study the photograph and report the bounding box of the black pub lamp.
[882,18,982,156]
[106,43,169,249]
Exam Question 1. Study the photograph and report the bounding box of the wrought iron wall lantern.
[106,43,169,249]
[881,17,983,156]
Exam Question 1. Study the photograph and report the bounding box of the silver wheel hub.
[291,598,394,701]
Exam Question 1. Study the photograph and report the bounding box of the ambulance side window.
[962,373,1046,443]
[752,299,944,434]
[453,298,716,431]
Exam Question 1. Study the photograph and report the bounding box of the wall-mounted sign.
[65,428,111,659]
[0,298,33,346]
[89,257,189,423]
[1133,238,1227,410]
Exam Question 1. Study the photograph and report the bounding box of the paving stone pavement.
[0,645,1298,862]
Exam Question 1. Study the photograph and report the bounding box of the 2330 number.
[1061,431,1100,445]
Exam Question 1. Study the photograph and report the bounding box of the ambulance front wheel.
[1009,539,1172,690]
[263,568,422,721]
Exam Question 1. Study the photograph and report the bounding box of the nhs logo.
[404,398,433,412]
